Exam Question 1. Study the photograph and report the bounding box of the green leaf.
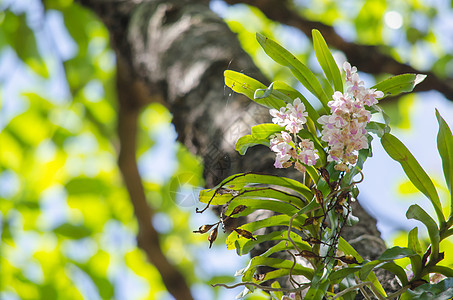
[380,261,409,286]
[0,12,49,77]
[312,29,343,93]
[406,204,440,261]
[428,266,453,278]
[400,278,453,300]
[53,223,92,239]
[328,266,362,282]
[408,227,423,277]
[198,173,313,206]
[372,74,426,99]
[256,33,330,111]
[224,198,300,218]
[241,256,313,282]
[239,214,305,234]
[338,238,387,297]
[435,110,453,211]
[305,272,330,300]
[224,70,286,109]
[270,281,283,300]
[227,229,310,255]
[235,123,282,155]
[381,133,444,224]
[377,246,417,261]
[366,121,389,138]
[359,256,410,286]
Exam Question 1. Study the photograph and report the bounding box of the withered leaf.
[334,204,344,214]
[234,228,257,240]
[303,237,322,244]
[337,191,349,205]
[313,188,324,205]
[208,226,218,248]
[296,250,318,259]
[319,167,330,183]
[338,255,360,265]
[303,216,321,226]
[193,224,215,234]
[253,273,266,281]
[229,205,247,216]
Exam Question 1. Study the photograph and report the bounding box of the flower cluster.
[269,98,318,172]
[318,62,384,169]
[267,62,383,172]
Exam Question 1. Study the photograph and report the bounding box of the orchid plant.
[194,30,453,299]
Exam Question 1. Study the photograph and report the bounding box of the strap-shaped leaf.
[227,229,308,255]
[338,237,387,297]
[408,227,423,277]
[256,33,330,111]
[380,261,409,286]
[377,246,417,261]
[199,186,307,207]
[241,256,314,282]
[406,204,440,261]
[328,266,362,282]
[224,70,286,109]
[235,123,282,155]
[312,29,343,93]
[305,273,330,300]
[400,278,453,300]
[372,73,426,99]
[381,133,444,224]
[429,266,453,278]
[435,109,453,211]
[199,173,314,205]
[224,198,300,218]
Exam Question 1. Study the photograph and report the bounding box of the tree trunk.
[78,0,395,297]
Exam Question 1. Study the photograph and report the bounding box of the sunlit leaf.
[406,204,440,261]
[381,133,444,224]
[241,256,313,282]
[408,227,423,277]
[256,33,330,110]
[235,123,282,155]
[377,246,417,261]
[435,110,453,211]
[224,70,286,109]
[312,29,343,93]
[372,74,426,99]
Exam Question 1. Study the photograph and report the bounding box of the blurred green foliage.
[1,0,453,299]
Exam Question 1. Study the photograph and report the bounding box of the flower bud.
[208,226,218,248]
[193,224,215,234]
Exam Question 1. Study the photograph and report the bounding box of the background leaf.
[381,133,444,224]
[312,29,343,93]
[372,74,426,99]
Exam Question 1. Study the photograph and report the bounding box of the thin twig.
[212,281,310,293]
[385,285,410,299]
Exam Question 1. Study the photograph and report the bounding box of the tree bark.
[78,0,397,297]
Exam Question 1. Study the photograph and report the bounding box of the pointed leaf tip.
[415,74,427,85]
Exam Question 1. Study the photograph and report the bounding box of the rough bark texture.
[77,0,402,298]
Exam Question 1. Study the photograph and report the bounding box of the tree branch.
[224,0,453,102]
[116,57,194,300]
